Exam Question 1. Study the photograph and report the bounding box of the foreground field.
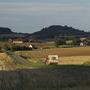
[0,66,90,90]
[0,47,90,89]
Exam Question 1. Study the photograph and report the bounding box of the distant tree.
[55,39,66,47]
[0,27,12,34]
[3,43,10,50]
[72,39,81,46]
[30,25,88,40]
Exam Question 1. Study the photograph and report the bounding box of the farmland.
[16,47,90,59]
[15,47,90,66]
[0,47,90,89]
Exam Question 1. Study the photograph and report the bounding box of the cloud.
[0,2,90,32]
[0,3,85,16]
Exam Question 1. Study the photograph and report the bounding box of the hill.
[0,25,90,40]
[0,27,28,40]
[0,27,13,34]
[30,25,90,40]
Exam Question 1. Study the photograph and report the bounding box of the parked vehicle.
[45,55,59,65]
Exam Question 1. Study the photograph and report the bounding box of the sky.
[0,0,90,33]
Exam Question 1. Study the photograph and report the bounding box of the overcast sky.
[0,0,90,33]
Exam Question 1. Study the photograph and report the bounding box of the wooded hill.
[0,25,90,40]
[30,25,90,40]
[0,27,13,34]
[0,27,28,40]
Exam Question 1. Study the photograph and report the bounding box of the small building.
[80,42,84,46]
[80,41,87,46]
[8,38,23,44]
[45,55,59,64]
[28,44,33,50]
[29,44,33,48]
[66,40,73,45]
[12,40,23,44]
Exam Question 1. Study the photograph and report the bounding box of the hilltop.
[0,25,90,40]
[0,27,28,40]
[30,25,90,40]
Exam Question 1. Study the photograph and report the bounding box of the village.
[0,37,87,66]
[0,37,88,66]
[5,37,90,51]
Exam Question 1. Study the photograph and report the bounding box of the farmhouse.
[29,44,33,48]
[12,40,23,44]
[8,38,24,44]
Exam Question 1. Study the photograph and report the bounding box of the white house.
[29,44,33,48]
[80,42,84,46]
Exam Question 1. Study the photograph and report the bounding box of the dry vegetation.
[16,47,90,65]
[0,53,15,70]
[59,56,90,65]
[16,47,90,59]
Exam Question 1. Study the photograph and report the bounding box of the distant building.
[66,40,73,44]
[80,41,87,46]
[29,44,33,49]
[8,38,24,44]
[80,42,84,46]
[12,40,23,44]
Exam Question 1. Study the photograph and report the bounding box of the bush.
[72,39,81,46]
[55,39,66,47]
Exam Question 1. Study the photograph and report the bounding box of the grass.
[0,52,47,70]
[28,59,46,68]
[16,59,46,69]
[0,65,90,90]
[1,50,32,70]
